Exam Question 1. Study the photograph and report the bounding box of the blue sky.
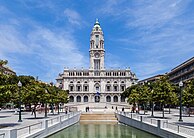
[0,0,194,83]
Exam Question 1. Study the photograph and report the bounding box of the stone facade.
[0,65,16,75]
[168,56,194,84]
[56,19,138,104]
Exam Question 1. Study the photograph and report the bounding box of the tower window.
[96,27,99,31]
[95,35,99,48]
[70,86,73,91]
[94,59,100,70]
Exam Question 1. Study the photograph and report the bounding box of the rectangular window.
[77,86,81,91]
[96,87,99,91]
[84,86,88,91]
[114,86,117,91]
[70,86,73,91]
[95,35,99,48]
[121,86,125,91]
[94,59,100,70]
[107,86,110,91]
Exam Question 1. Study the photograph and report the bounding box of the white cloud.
[0,24,87,81]
[0,4,88,82]
[64,8,82,26]
[105,53,123,69]
[0,25,30,54]
[98,0,194,79]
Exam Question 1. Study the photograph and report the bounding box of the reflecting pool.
[48,122,159,138]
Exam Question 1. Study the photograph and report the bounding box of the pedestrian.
[131,106,134,113]
[122,107,124,112]
[65,107,68,114]
[136,107,138,114]
[31,107,35,115]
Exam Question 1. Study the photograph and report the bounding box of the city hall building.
[56,20,138,104]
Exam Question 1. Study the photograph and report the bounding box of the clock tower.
[89,19,105,70]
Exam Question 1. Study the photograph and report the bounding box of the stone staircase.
[80,113,117,122]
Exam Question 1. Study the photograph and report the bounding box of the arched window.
[121,96,125,102]
[106,96,111,102]
[106,85,111,91]
[121,85,125,91]
[113,96,118,102]
[113,85,118,91]
[76,96,81,102]
[69,96,74,102]
[84,96,88,102]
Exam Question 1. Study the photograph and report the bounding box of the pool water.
[48,122,159,138]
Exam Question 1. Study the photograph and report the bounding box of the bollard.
[178,125,179,133]
[45,120,48,129]
[140,116,143,122]
[60,116,63,122]
[157,120,161,129]
[29,126,31,134]
[10,129,17,138]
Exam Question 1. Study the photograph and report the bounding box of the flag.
[96,91,100,96]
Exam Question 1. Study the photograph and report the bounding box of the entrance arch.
[121,96,125,102]
[106,96,111,102]
[69,96,74,102]
[95,96,100,102]
[113,95,118,102]
[76,96,81,102]
[84,96,88,102]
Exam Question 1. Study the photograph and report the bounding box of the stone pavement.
[137,108,194,128]
[0,109,67,129]
[1,104,194,132]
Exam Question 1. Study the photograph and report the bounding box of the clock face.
[95,53,100,58]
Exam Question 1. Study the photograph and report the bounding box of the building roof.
[170,56,194,73]
[139,74,164,83]
[0,65,16,75]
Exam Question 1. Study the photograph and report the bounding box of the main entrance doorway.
[95,96,100,102]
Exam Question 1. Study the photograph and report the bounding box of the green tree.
[153,76,175,118]
[182,79,194,116]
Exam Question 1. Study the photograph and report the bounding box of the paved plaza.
[0,109,68,129]
[0,104,194,130]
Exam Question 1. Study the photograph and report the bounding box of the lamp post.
[45,89,48,118]
[179,81,183,122]
[50,82,54,114]
[18,81,22,122]
[147,82,154,117]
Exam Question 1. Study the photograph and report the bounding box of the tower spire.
[90,19,105,70]
[94,18,100,25]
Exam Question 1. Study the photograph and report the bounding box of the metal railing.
[163,122,194,136]
[17,122,43,137]
[118,111,159,126]
[48,116,60,127]
[116,111,194,137]
[0,133,5,138]
[16,112,80,137]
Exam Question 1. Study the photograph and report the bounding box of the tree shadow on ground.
[146,116,171,119]
[0,116,10,118]
[174,122,194,127]
[24,117,50,120]
[173,115,191,117]
[0,123,19,128]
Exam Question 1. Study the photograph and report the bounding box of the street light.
[18,81,22,122]
[179,80,183,122]
[148,82,154,117]
[45,89,48,118]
